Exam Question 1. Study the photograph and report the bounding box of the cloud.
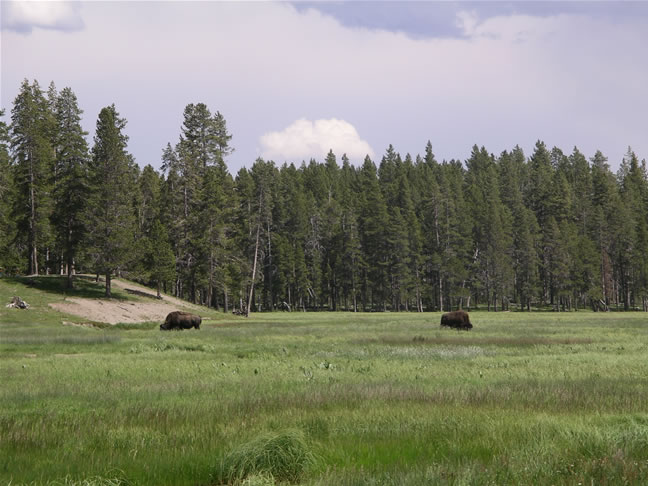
[2,2,646,171]
[260,118,375,163]
[1,1,84,34]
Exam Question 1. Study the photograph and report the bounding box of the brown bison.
[440,310,473,330]
[160,311,202,330]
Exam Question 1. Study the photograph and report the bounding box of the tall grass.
[212,429,317,484]
[2,276,648,484]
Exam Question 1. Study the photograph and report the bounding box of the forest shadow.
[4,275,129,301]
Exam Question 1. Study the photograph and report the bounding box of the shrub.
[212,429,316,484]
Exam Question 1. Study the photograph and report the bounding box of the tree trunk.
[29,154,39,275]
[208,246,214,308]
[415,268,422,312]
[246,221,261,318]
[267,220,273,309]
[105,272,112,298]
[66,261,74,290]
[65,226,74,289]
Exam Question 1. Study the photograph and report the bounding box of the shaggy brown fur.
[160,311,201,330]
[440,310,473,330]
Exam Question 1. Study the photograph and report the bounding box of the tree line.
[1,79,647,312]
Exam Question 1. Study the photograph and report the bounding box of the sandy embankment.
[49,278,200,324]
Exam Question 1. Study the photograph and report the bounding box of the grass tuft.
[212,429,317,484]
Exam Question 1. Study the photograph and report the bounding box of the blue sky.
[2,1,647,173]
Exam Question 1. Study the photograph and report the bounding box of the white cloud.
[260,118,375,163]
[1,1,83,34]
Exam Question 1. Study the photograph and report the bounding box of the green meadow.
[2,277,648,485]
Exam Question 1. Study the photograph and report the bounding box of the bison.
[160,311,202,330]
[440,310,473,330]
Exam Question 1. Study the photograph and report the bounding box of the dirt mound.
[49,278,200,324]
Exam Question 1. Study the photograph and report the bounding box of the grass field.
[2,277,648,485]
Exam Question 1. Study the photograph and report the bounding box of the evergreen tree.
[276,163,311,310]
[498,147,539,310]
[240,159,277,314]
[0,109,19,273]
[415,143,444,310]
[618,148,648,309]
[337,155,363,311]
[146,219,176,298]
[357,155,389,310]
[567,147,593,234]
[10,79,55,274]
[51,87,89,288]
[526,141,554,228]
[232,167,256,312]
[465,146,512,311]
[160,143,185,296]
[527,141,556,303]
[433,161,472,311]
[170,103,234,303]
[136,164,162,235]
[590,150,617,307]
[197,164,233,308]
[379,146,415,310]
[84,105,136,297]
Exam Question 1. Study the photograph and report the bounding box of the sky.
[2,1,647,174]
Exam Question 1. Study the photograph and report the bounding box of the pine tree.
[465,146,512,311]
[378,146,413,310]
[0,109,19,273]
[567,147,593,234]
[357,155,389,310]
[527,141,554,228]
[571,233,600,309]
[590,150,617,307]
[146,219,176,298]
[197,164,233,308]
[415,143,444,310]
[10,80,55,274]
[432,161,472,311]
[527,141,556,303]
[618,148,648,309]
[84,105,136,297]
[242,159,277,314]
[160,143,184,296]
[544,217,571,308]
[136,165,162,236]
[51,87,89,288]
[276,163,311,310]
[169,103,233,303]
[498,147,540,310]
[232,167,256,312]
[337,155,363,311]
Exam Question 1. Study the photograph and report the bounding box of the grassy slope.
[2,277,648,485]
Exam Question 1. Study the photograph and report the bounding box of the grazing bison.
[440,310,473,330]
[160,311,202,330]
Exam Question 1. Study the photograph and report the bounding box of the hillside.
[1,275,206,326]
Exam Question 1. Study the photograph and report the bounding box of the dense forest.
[2,79,647,313]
